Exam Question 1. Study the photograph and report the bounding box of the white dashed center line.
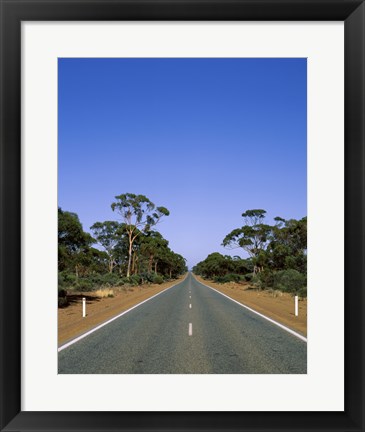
[189,323,193,336]
[189,304,192,309]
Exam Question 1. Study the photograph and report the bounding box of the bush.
[58,271,77,287]
[58,275,66,288]
[139,272,157,284]
[243,273,254,282]
[58,296,68,307]
[58,287,68,307]
[226,273,242,283]
[152,274,164,284]
[99,273,121,287]
[58,288,67,298]
[214,273,243,284]
[86,273,104,285]
[74,278,94,292]
[297,286,307,298]
[128,274,142,286]
[252,270,275,289]
[213,275,223,283]
[273,269,306,294]
[119,277,131,285]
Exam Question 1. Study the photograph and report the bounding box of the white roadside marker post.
[82,297,86,318]
[295,295,299,317]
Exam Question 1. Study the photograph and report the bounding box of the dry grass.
[94,288,114,298]
[266,288,284,298]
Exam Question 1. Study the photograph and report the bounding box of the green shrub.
[152,274,164,284]
[58,275,66,288]
[87,273,104,285]
[273,269,306,294]
[252,274,262,288]
[58,286,68,307]
[128,274,142,286]
[99,272,121,286]
[74,278,94,292]
[243,273,254,282]
[214,273,243,284]
[58,296,68,308]
[297,286,307,298]
[58,288,67,298]
[252,270,275,289]
[119,277,131,285]
[58,271,77,287]
[139,272,156,284]
[225,273,242,283]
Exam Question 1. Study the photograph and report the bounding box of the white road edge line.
[189,323,193,336]
[195,276,307,343]
[58,275,188,352]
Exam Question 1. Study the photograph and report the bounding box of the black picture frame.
[1,1,364,431]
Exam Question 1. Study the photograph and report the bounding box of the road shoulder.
[58,274,187,346]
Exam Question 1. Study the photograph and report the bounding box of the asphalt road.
[58,273,307,374]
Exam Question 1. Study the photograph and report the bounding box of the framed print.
[1,0,364,431]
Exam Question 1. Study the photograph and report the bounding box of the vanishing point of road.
[58,273,307,374]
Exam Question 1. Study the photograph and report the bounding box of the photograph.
[57,57,307,374]
[0,0,365,426]
[2,0,364,427]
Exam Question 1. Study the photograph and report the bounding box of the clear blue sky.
[58,58,307,268]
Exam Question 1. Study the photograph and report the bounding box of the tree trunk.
[154,261,158,274]
[132,252,138,275]
[148,255,153,273]
[253,265,263,274]
[127,239,133,278]
[108,258,114,273]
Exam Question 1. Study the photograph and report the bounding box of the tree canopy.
[194,209,307,296]
[58,195,186,294]
[111,193,170,277]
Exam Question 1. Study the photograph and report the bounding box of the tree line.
[193,209,307,296]
[58,193,187,295]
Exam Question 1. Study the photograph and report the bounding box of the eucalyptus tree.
[193,253,231,278]
[157,247,187,278]
[113,227,130,275]
[267,216,307,273]
[222,209,272,273]
[58,207,95,277]
[111,193,170,277]
[140,231,169,274]
[171,253,187,277]
[90,221,122,273]
[272,216,307,254]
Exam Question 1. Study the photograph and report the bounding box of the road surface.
[58,273,306,374]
